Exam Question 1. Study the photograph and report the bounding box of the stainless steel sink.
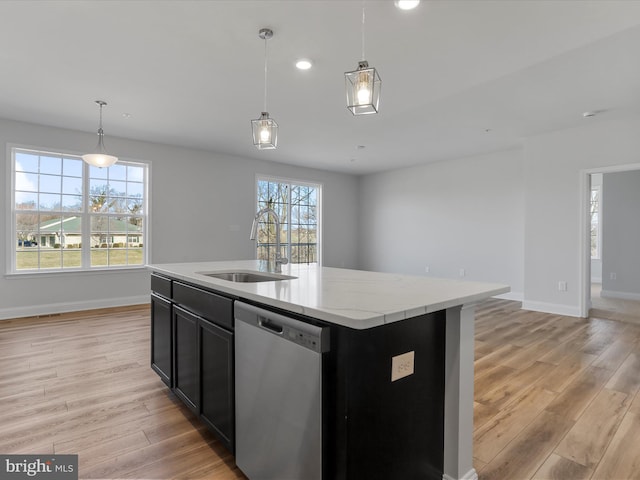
[197,271,297,283]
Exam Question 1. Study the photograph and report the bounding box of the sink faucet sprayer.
[250,207,288,273]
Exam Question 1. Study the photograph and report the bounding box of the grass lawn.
[16,248,143,270]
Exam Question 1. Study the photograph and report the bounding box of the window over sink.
[8,146,149,273]
[256,176,321,265]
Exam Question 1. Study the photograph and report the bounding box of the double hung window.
[255,176,321,265]
[9,147,148,273]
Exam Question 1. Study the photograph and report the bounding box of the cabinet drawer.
[151,273,172,299]
[173,282,233,330]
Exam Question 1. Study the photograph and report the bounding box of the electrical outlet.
[610,272,617,280]
[424,266,430,273]
[459,268,466,277]
[558,281,567,292]
[391,351,415,382]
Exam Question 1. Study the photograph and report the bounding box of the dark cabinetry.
[200,318,234,447]
[150,275,235,453]
[150,274,173,387]
[173,305,200,412]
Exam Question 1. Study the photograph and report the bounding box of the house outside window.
[255,176,321,265]
[9,146,149,273]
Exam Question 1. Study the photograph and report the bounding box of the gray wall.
[358,149,524,299]
[524,116,640,316]
[601,170,640,299]
[0,118,360,319]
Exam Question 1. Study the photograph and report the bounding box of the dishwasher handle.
[235,301,330,353]
[258,316,284,334]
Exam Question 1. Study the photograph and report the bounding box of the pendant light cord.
[263,36,268,113]
[361,0,366,61]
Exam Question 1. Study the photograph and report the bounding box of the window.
[256,177,321,264]
[10,147,148,273]
[590,185,601,259]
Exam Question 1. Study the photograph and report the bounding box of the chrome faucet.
[250,207,289,273]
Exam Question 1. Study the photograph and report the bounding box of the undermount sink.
[197,270,297,283]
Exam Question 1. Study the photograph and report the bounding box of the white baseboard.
[521,300,582,317]
[443,468,478,480]
[0,295,150,321]
[493,291,523,302]
[591,277,602,284]
[600,290,640,301]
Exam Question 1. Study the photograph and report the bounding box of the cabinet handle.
[258,317,284,334]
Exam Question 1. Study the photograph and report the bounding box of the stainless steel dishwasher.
[234,301,329,480]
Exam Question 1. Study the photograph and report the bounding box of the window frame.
[255,174,322,266]
[6,144,151,275]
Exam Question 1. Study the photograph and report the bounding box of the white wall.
[358,149,524,299]
[0,118,359,319]
[601,170,640,300]
[523,116,640,316]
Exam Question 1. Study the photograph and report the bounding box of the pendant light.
[251,28,278,149]
[82,100,118,168]
[345,1,381,115]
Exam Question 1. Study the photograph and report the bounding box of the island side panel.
[326,310,446,480]
[444,304,478,480]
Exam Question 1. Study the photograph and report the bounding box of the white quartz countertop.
[148,260,509,329]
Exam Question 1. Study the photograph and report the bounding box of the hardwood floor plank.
[605,351,640,395]
[590,411,640,480]
[536,351,598,393]
[554,388,629,468]
[474,401,500,431]
[591,339,635,371]
[479,411,574,480]
[476,361,551,410]
[544,366,613,421]
[74,430,151,469]
[628,391,640,417]
[474,385,556,463]
[79,429,217,479]
[531,453,593,480]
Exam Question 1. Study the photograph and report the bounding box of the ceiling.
[2,1,640,175]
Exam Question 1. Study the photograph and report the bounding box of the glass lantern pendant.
[251,28,278,150]
[252,111,278,149]
[345,60,381,115]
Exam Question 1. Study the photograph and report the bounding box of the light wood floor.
[475,298,640,480]
[1,301,640,479]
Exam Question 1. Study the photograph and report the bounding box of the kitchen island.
[148,260,509,480]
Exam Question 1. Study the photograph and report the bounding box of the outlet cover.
[391,351,415,382]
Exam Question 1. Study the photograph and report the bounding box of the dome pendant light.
[251,28,278,150]
[345,2,381,115]
[82,100,118,168]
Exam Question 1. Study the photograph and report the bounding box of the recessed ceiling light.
[394,0,420,11]
[295,59,313,70]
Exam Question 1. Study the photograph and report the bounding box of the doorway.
[580,166,640,323]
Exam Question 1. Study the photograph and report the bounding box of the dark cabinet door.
[200,319,235,452]
[174,305,199,413]
[150,293,172,387]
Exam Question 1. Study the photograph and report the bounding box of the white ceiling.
[2,0,640,175]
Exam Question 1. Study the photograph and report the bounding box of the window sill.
[5,265,148,279]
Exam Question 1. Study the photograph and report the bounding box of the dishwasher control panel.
[235,302,329,353]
